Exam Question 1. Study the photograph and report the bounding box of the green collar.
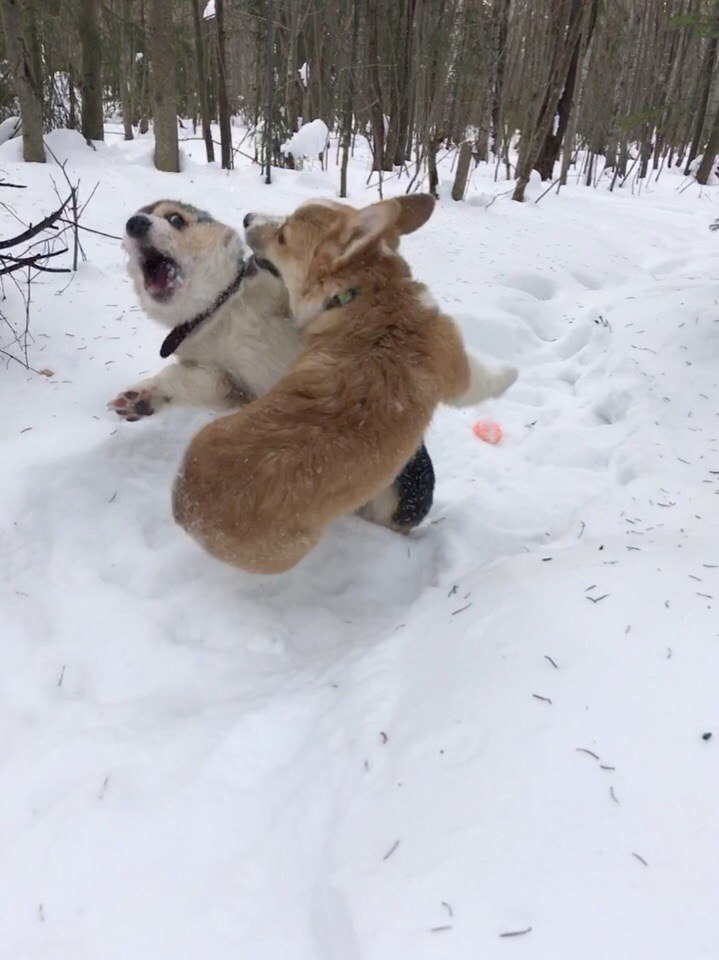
[324,287,361,311]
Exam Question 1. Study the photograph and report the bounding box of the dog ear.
[394,194,436,235]
[334,199,401,267]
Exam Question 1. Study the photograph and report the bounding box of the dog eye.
[167,213,186,229]
[277,227,286,246]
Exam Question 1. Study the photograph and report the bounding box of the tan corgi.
[114,199,437,534]
[172,194,517,574]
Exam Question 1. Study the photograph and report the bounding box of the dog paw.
[108,387,162,421]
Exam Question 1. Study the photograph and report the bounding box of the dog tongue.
[147,257,172,296]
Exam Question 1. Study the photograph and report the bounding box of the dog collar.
[324,287,361,311]
[159,262,248,358]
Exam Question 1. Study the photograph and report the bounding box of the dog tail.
[448,353,518,408]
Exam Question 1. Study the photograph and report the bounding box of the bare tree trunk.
[309,5,330,124]
[696,97,719,184]
[638,124,654,180]
[340,0,361,198]
[534,0,596,180]
[405,77,416,163]
[280,0,301,137]
[135,0,150,133]
[386,6,401,164]
[397,0,417,163]
[78,0,104,141]
[685,2,719,174]
[23,0,41,101]
[190,0,214,161]
[120,86,134,139]
[120,0,134,140]
[68,69,78,130]
[263,0,276,184]
[0,0,44,162]
[606,4,642,179]
[215,0,233,169]
[138,66,150,134]
[205,11,217,122]
[490,0,510,156]
[368,0,392,171]
[451,140,472,200]
[512,0,584,202]
[386,0,416,166]
[427,130,443,198]
[149,0,179,172]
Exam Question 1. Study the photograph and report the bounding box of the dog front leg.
[109,362,252,421]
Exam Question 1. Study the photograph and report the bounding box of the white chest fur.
[175,276,302,397]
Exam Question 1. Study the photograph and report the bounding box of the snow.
[281,118,329,161]
[203,0,216,20]
[0,115,21,147]
[1,125,719,959]
[298,61,309,87]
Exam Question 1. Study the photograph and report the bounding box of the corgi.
[172,194,517,574]
[114,199,435,532]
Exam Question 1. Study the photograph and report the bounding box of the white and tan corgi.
[114,199,298,416]
[172,194,517,574]
[114,199,436,532]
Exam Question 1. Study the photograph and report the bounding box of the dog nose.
[126,214,151,239]
[243,213,254,229]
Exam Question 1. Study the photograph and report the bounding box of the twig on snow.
[382,840,400,861]
[451,602,472,616]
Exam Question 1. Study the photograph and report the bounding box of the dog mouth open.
[140,248,181,302]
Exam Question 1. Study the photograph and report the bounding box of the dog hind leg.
[359,443,435,533]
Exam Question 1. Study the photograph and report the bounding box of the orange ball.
[472,419,503,445]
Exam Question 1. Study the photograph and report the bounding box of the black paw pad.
[134,398,154,416]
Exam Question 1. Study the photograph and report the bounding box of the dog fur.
[172,194,518,574]
[114,200,300,416]
[114,199,434,531]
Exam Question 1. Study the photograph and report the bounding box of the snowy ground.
[1,125,718,959]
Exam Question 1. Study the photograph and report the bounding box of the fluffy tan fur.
[173,194,516,574]
[114,199,422,530]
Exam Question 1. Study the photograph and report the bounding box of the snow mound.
[281,119,329,161]
[0,116,21,147]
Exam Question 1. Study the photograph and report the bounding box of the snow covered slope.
[1,127,718,959]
